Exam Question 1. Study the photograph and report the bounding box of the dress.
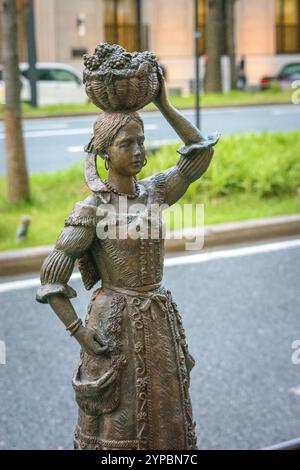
[36,144,213,450]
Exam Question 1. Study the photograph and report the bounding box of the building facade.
[1,0,300,93]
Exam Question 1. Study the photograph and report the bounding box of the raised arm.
[154,78,204,145]
[36,195,107,356]
[153,79,219,206]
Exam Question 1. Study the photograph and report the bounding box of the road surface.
[0,238,300,450]
[0,104,299,175]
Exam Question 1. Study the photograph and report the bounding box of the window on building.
[197,0,207,54]
[104,0,148,51]
[276,0,300,53]
[196,0,227,55]
[72,47,88,58]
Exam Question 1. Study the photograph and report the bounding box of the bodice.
[91,179,165,289]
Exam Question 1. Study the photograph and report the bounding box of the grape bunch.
[95,42,123,59]
[84,43,125,71]
[107,52,132,69]
[83,54,100,70]
[83,43,159,74]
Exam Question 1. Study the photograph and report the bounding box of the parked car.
[260,63,300,91]
[0,62,88,105]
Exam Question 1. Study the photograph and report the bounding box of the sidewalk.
[1,214,299,277]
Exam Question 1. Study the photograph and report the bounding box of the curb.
[165,213,300,252]
[0,102,292,121]
[0,214,299,277]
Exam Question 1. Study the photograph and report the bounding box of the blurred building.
[1,0,299,93]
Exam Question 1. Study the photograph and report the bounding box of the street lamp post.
[194,0,201,130]
[136,0,142,51]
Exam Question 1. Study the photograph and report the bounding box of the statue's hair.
[93,111,144,156]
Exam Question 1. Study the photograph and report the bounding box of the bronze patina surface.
[36,44,219,450]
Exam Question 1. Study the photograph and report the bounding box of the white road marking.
[0,123,157,140]
[0,238,300,293]
[23,123,68,131]
[271,108,298,116]
[288,385,300,396]
[164,238,300,267]
[0,128,92,139]
[0,273,81,293]
[67,137,179,153]
[67,146,83,153]
[147,139,179,147]
[179,105,297,116]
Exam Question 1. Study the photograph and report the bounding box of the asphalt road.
[0,104,299,175]
[0,238,299,450]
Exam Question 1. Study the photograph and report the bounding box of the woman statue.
[36,78,218,450]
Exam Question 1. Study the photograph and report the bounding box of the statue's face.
[108,121,145,176]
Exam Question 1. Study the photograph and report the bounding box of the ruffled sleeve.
[176,133,220,183]
[177,133,220,158]
[158,133,219,207]
[36,197,97,304]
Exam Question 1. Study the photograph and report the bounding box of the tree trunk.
[205,0,224,92]
[226,0,237,90]
[1,0,30,203]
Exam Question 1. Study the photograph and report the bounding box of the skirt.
[72,284,197,450]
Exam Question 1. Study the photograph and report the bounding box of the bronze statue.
[36,44,219,450]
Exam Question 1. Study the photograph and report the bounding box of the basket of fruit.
[83,43,163,112]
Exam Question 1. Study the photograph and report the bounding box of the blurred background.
[1,0,300,95]
[0,0,299,451]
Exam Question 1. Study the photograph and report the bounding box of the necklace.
[103,179,140,199]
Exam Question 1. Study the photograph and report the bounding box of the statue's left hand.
[153,77,169,108]
[74,325,108,357]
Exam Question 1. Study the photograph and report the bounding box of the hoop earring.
[104,156,110,171]
[143,156,147,167]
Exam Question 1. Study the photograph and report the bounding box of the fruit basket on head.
[83,43,163,112]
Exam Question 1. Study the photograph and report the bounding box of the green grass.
[156,89,293,109]
[141,131,300,198]
[165,193,299,231]
[0,89,293,118]
[0,131,299,251]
